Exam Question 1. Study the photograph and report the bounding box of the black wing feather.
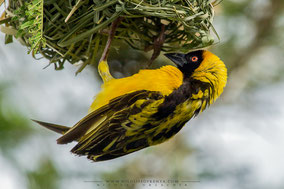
[57,90,154,144]
[66,90,163,162]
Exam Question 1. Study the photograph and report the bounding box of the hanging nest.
[0,0,218,72]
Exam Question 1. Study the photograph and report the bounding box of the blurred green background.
[1,0,284,189]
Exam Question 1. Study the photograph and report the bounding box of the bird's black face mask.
[165,50,204,75]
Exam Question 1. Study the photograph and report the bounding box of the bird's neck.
[154,78,209,119]
[165,78,211,103]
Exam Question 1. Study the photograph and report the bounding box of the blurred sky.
[1,0,284,189]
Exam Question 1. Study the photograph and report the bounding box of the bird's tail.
[32,120,70,135]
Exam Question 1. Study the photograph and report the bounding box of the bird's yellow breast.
[89,65,183,112]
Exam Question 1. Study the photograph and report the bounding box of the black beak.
[164,53,187,67]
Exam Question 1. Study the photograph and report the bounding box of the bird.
[34,50,227,162]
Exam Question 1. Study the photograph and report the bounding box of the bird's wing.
[62,90,164,162]
[56,90,163,146]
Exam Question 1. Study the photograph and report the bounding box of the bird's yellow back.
[89,65,183,112]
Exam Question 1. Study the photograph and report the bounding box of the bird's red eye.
[191,56,198,62]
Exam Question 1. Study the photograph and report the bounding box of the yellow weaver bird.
[34,50,227,162]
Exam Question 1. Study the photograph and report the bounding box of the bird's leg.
[98,17,123,83]
[147,24,166,67]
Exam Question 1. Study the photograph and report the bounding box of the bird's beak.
[164,53,187,67]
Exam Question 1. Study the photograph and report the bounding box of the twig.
[65,0,84,23]
[147,24,166,67]
[99,17,123,62]
[97,17,123,83]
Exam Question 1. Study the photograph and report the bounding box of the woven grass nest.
[0,0,219,73]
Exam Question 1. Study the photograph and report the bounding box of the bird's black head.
[165,50,204,75]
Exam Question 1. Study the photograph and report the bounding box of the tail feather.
[32,119,70,135]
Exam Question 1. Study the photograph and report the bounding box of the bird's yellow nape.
[192,50,227,102]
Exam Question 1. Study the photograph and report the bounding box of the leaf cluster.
[7,0,46,56]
